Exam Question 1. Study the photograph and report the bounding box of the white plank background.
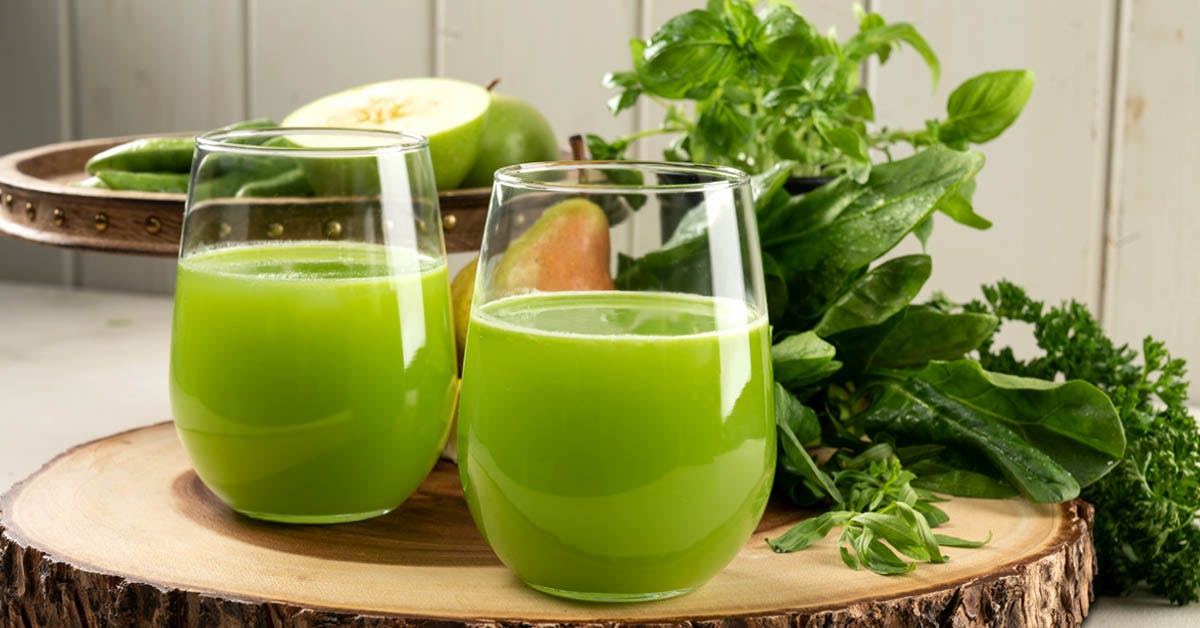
[0,0,1197,396]
[1106,0,1200,370]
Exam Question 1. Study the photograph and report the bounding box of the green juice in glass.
[170,241,457,523]
[458,291,775,601]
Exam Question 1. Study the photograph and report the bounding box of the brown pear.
[449,257,478,369]
[493,197,615,295]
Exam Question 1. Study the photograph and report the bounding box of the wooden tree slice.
[1,423,1095,627]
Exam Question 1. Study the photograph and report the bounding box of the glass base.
[234,507,393,525]
[527,583,695,603]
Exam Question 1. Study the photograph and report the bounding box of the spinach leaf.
[775,382,821,445]
[857,360,1125,502]
[871,305,998,368]
[763,147,982,316]
[910,468,1019,499]
[776,384,842,503]
[814,254,931,337]
[772,332,842,388]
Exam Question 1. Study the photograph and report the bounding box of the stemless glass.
[458,162,775,602]
[170,128,457,524]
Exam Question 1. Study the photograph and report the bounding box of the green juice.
[458,291,775,600]
[170,241,457,523]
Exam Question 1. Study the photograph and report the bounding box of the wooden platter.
[0,423,1094,627]
[0,135,490,256]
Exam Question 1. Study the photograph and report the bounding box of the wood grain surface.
[1,422,1094,627]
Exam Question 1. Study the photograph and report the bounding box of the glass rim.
[195,127,430,157]
[493,160,750,194]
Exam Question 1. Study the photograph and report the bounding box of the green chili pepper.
[85,137,195,175]
[220,118,277,131]
[75,176,109,189]
[95,171,189,194]
[236,168,314,198]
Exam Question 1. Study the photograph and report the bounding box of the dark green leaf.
[871,305,999,368]
[911,360,1126,488]
[859,360,1126,502]
[912,469,1019,499]
[775,382,821,445]
[639,10,739,99]
[777,391,843,504]
[761,147,983,317]
[814,255,931,337]
[942,70,1035,144]
[772,332,842,388]
[762,252,789,321]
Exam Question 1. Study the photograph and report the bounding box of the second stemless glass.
[458,162,776,602]
[170,128,457,524]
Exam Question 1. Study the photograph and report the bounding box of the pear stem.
[485,78,500,91]
[568,134,587,160]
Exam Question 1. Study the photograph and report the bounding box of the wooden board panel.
[0,0,70,284]
[70,0,248,293]
[1106,0,1200,396]
[246,0,435,120]
[873,0,1116,310]
[439,0,640,145]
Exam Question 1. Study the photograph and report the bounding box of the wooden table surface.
[0,279,1195,626]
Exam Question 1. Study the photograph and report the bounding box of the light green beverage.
[458,291,775,601]
[170,241,457,523]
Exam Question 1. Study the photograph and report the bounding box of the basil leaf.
[845,21,940,88]
[639,10,739,99]
[814,254,932,337]
[753,3,820,69]
[772,332,842,388]
[691,99,753,164]
[941,70,1035,144]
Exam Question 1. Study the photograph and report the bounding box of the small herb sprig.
[770,407,990,575]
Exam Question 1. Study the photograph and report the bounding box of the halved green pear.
[282,78,490,190]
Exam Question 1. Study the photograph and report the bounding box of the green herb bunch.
[600,0,1195,604]
[969,282,1200,604]
[592,0,1032,212]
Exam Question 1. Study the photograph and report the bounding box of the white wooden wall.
[1,0,1197,391]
